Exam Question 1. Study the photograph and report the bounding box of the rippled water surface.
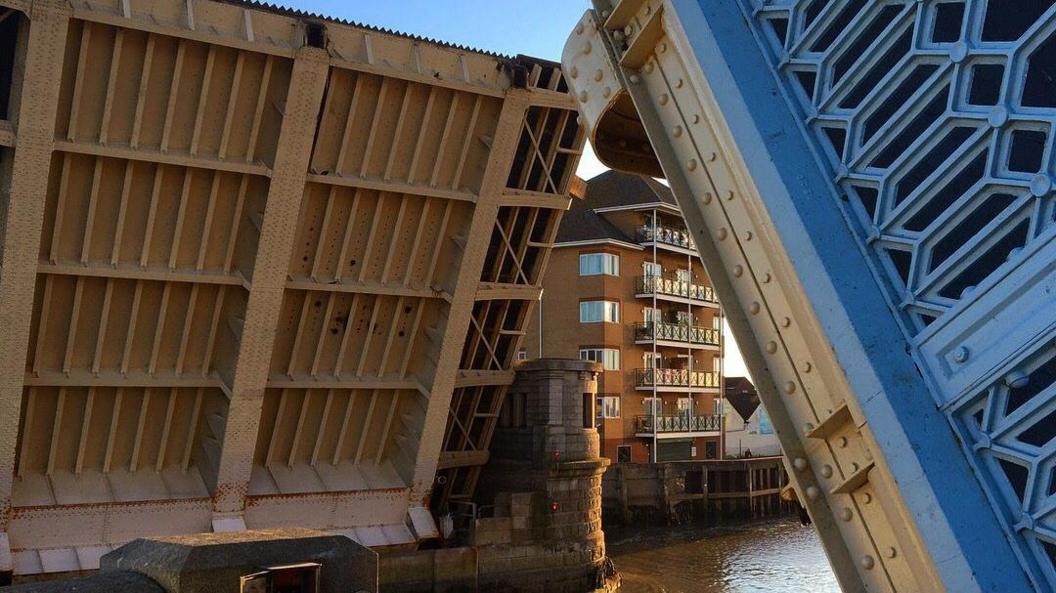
[607,520,840,593]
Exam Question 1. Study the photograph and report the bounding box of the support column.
[211,47,329,529]
[0,0,70,580]
[409,92,530,504]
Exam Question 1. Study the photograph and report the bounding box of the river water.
[607,519,840,593]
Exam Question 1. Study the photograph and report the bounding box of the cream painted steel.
[563,2,1028,592]
[0,0,582,576]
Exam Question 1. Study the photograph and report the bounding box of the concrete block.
[2,571,165,593]
[100,528,377,593]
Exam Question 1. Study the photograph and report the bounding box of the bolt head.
[793,457,808,471]
[805,486,820,500]
[1005,370,1029,389]
[1031,174,1053,197]
[952,346,970,364]
[950,41,969,63]
[860,555,875,570]
[820,465,833,478]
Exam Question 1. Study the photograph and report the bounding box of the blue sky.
[281,1,750,378]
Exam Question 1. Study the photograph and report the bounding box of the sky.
[283,0,751,379]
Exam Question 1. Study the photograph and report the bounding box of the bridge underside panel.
[565,0,1055,591]
[0,0,582,576]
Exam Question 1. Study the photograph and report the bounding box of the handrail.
[635,275,718,303]
[634,321,721,346]
[634,368,720,388]
[635,414,723,433]
[637,222,695,250]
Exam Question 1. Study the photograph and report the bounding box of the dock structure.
[0,0,583,577]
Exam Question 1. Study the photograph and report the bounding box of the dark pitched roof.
[725,377,760,422]
[555,170,679,244]
[582,170,677,209]
[555,192,635,244]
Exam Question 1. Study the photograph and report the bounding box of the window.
[580,348,620,370]
[517,349,528,361]
[644,352,661,369]
[616,445,632,463]
[714,398,726,416]
[599,396,621,418]
[583,393,595,429]
[643,397,661,416]
[579,253,619,276]
[643,261,662,278]
[677,397,692,414]
[643,306,661,323]
[580,300,619,323]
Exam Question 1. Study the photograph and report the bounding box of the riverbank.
[606,519,838,593]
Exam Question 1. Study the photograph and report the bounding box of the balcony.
[634,321,720,348]
[635,275,718,305]
[635,414,723,435]
[635,368,720,391]
[637,223,696,253]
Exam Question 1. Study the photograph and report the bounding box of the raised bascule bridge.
[0,0,586,577]
[563,0,1056,592]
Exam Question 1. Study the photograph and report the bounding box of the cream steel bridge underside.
[0,0,583,576]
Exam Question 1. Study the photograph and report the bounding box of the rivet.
[851,462,860,472]
[702,192,713,205]
[861,556,875,570]
[766,341,778,354]
[885,547,897,559]
[820,465,833,478]
[952,346,970,364]
[583,41,592,55]
[658,42,667,53]
[784,381,797,394]
[781,317,791,328]
[803,423,815,432]
[570,66,579,79]
[801,361,812,373]
[708,151,717,161]
[601,9,610,17]
[744,231,753,241]
[602,86,612,98]
[793,457,808,471]
[837,436,848,448]
[676,78,684,88]
[726,190,735,200]
[613,30,625,41]
[988,106,1008,128]
[862,493,873,504]
[644,4,651,14]
[1030,174,1053,197]
[659,93,670,105]
[1005,370,1029,389]
[594,69,604,82]
[950,41,968,63]
[806,486,820,500]
[673,125,683,137]
[576,23,585,35]
[579,90,589,103]
[733,265,744,277]
[694,115,702,125]
[839,507,853,522]
[718,228,728,240]
[624,24,634,37]
[644,62,655,74]
[687,158,698,171]
[749,302,761,314]
[629,74,641,84]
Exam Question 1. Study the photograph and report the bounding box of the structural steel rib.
[564,0,1056,591]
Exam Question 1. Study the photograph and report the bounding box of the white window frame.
[580,348,620,370]
[579,253,620,277]
[598,396,621,418]
[643,261,662,278]
[580,300,620,323]
[517,349,528,361]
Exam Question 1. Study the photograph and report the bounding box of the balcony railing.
[634,322,721,346]
[635,414,723,434]
[635,368,720,389]
[637,223,695,251]
[636,275,717,303]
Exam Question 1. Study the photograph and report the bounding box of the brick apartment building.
[524,171,725,463]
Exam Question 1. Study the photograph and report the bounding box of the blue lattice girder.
[732,0,1056,590]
